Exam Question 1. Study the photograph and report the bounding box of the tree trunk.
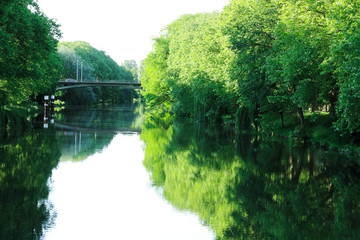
[289,153,294,179]
[308,148,314,178]
[293,154,304,184]
[297,107,304,126]
[329,90,338,115]
[280,111,285,128]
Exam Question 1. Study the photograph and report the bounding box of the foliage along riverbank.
[0,1,140,137]
[140,0,360,150]
[0,0,61,137]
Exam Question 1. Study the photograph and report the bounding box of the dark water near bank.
[1,104,360,239]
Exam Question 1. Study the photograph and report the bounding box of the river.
[0,103,359,239]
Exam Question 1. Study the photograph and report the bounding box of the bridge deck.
[56,81,142,91]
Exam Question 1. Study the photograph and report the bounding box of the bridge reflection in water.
[45,103,145,162]
[55,122,142,161]
[55,122,141,134]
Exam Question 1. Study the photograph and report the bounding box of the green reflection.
[55,103,145,162]
[141,117,360,239]
[0,130,60,240]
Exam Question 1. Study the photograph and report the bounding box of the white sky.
[37,0,230,66]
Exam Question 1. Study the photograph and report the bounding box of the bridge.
[56,80,142,91]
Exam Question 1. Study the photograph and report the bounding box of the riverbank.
[221,110,360,159]
[0,102,41,138]
[263,112,360,159]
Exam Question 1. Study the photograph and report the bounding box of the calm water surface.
[45,104,214,240]
[1,103,360,239]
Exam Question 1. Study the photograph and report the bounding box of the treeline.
[0,0,139,134]
[0,0,63,133]
[58,41,139,105]
[59,41,135,81]
[141,0,360,137]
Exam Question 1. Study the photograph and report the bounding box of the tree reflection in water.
[141,118,360,239]
[0,130,60,240]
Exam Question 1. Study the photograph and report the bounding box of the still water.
[1,103,360,239]
[45,104,213,240]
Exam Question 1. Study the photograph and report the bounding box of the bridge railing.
[56,79,142,91]
[61,79,140,83]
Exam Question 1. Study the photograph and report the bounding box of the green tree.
[123,60,139,82]
[0,0,62,133]
[142,13,237,123]
[141,35,171,109]
[222,0,279,130]
[58,41,138,105]
[0,0,62,103]
[327,0,360,135]
[59,41,133,81]
[141,0,360,139]
[166,13,237,122]
[265,0,336,126]
[58,44,94,80]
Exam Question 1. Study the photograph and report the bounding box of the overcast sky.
[37,0,230,66]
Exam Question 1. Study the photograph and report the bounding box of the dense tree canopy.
[123,60,139,81]
[0,0,63,133]
[142,0,360,136]
[2,0,360,137]
[141,36,171,110]
[58,44,94,81]
[223,0,279,129]
[57,41,139,106]
[0,0,62,104]
[328,0,360,134]
[142,13,237,123]
[58,41,134,81]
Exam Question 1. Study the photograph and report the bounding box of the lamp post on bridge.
[76,60,83,82]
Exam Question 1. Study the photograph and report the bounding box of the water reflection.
[3,105,359,239]
[0,104,145,239]
[44,104,213,240]
[0,130,60,240]
[140,119,360,239]
[54,103,144,162]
